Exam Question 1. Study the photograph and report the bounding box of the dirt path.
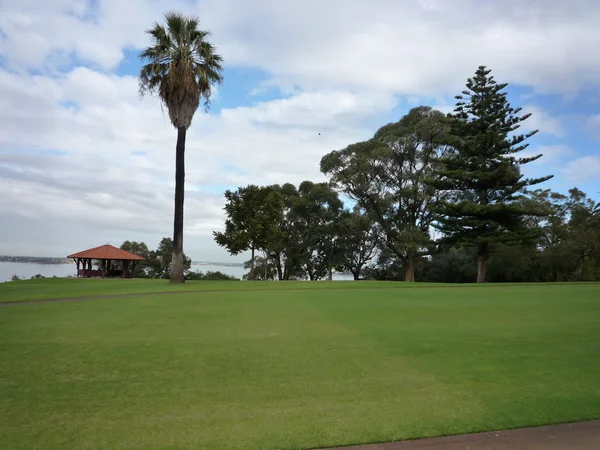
[321,420,600,450]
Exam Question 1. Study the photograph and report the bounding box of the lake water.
[0,262,76,282]
[0,261,354,283]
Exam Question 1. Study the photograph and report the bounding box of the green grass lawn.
[0,277,437,302]
[1,281,599,449]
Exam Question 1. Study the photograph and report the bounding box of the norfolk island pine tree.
[428,66,552,283]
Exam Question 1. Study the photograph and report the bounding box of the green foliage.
[234,181,346,281]
[429,66,553,282]
[120,238,191,279]
[209,69,599,284]
[120,240,151,277]
[243,254,278,280]
[564,188,600,280]
[288,181,344,280]
[264,183,309,280]
[214,185,284,280]
[139,12,224,128]
[334,206,379,279]
[322,106,451,281]
[185,270,239,281]
[422,247,478,283]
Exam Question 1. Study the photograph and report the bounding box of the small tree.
[214,185,284,280]
[429,66,552,282]
[335,207,379,280]
[120,240,150,277]
[146,237,191,279]
[243,253,278,280]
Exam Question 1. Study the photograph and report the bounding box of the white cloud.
[1,0,600,95]
[562,156,600,182]
[521,105,564,137]
[194,0,600,95]
[533,145,574,164]
[1,0,599,260]
[517,145,574,168]
[515,145,572,184]
[0,67,383,258]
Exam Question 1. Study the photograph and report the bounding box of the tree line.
[214,66,600,283]
[118,238,237,281]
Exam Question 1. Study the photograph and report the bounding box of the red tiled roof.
[67,244,145,260]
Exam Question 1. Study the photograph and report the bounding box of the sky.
[0,0,599,261]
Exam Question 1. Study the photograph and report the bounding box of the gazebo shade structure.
[67,244,145,279]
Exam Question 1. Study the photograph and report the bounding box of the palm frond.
[139,11,224,128]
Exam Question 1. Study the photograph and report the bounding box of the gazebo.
[67,244,145,278]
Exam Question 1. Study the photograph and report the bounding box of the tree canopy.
[321,106,451,281]
[207,65,598,283]
[213,185,284,280]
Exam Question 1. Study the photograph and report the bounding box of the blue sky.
[0,0,599,260]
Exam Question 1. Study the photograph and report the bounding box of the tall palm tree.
[139,12,223,283]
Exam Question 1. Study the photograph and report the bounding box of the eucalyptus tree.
[321,106,451,281]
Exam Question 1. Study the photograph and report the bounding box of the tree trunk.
[264,251,269,280]
[404,252,416,282]
[328,266,333,281]
[249,247,255,281]
[170,127,187,284]
[476,242,488,283]
[352,270,360,280]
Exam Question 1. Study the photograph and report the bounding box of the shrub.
[185,270,239,281]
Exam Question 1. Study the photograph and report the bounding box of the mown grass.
[0,276,590,303]
[1,281,599,449]
[0,277,432,302]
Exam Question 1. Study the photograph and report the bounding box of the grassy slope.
[1,283,599,449]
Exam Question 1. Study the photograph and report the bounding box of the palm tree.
[139,12,223,283]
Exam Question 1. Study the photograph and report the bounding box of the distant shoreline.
[0,256,72,265]
[0,256,244,268]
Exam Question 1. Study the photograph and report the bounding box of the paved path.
[321,420,600,450]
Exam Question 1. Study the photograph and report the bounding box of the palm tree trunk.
[476,242,488,283]
[170,127,186,284]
